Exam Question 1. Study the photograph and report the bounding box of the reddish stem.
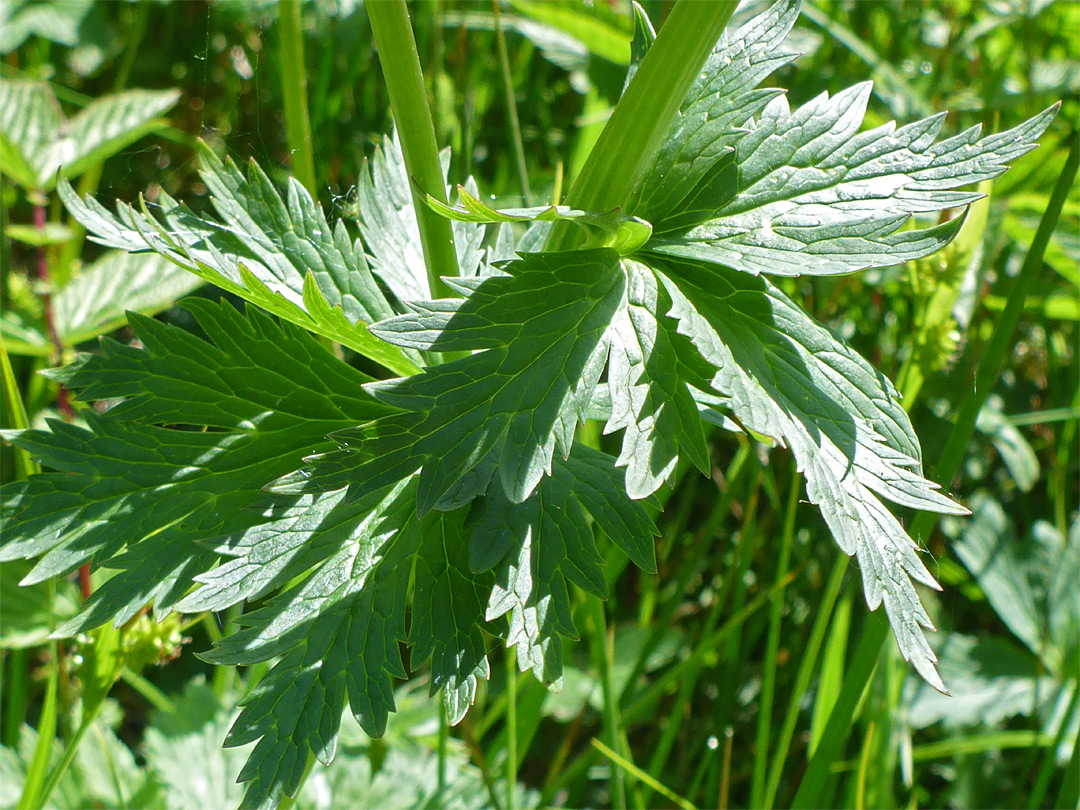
[78,565,92,600]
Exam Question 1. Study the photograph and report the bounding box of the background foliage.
[0,1,1077,809]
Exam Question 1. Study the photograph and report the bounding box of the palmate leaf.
[629,0,1056,276]
[357,130,486,297]
[1,251,203,357]
[643,83,1057,276]
[654,258,967,689]
[3,0,1060,807]
[52,252,205,347]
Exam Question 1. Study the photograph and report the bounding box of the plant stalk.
[546,0,738,250]
[505,646,517,810]
[278,0,317,196]
[367,0,458,299]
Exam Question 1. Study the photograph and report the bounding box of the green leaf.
[356,130,486,299]
[286,249,625,514]
[0,0,93,52]
[0,80,180,191]
[477,445,656,684]
[907,633,1052,730]
[52,252,204,347]
[0,560,80,648]
[418,181,652,255]
[656,258,967,690]
[407,507,492,725]
[974,394,1040,493]
[951,494,1078,675]
[5,222,74,247]
[629,0,799,230]
[202,485,491,810]
[643,81,1058,275]
[202,480,416,810]
[0,300,386,632]
[58,146,420,376]
[141,682,251,810]
[605,260,711,497]
[510,0,631,66]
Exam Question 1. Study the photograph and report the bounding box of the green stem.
[587,596,626,809]
[0,331,38,479]
[15,642,58,810]
[1028,685,1080,810]
[367,0,458,299]
[438,702,448,795]
[546,0,738,249]
[278,0,317,196]
[505,647,517,810]
[492,1,531,205]
[2,650,27,747]
[119,668,176,715]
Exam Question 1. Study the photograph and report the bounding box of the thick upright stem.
[367,0,457,299]
[546,0,738,250]
[278,0,317,196]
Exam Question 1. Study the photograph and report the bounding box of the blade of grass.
[437,701,448,795]
[492,0,531,205]
[624,568,801,725]
[505,646,517,810]
[619,442,752,705]
[810,590,852,757]
[585,594,627,809]
[592,738,697,810]
[763,554,850,809]
[15,635,58,810]
[1030,685,1080,809]
[750,468,801,808]
[1054,723,1079,810]
[33,717,91,810]
[855,721,875,810]
[1,332,38,479]
[2,651,27,748]
[831,730,1057,770]
[542,568,798,807]
[644,467,763,802]
[791,611,889,810]
[278,0,317,196]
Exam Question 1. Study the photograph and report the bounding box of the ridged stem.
[367,0,458,299]
[546,0,738,250]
